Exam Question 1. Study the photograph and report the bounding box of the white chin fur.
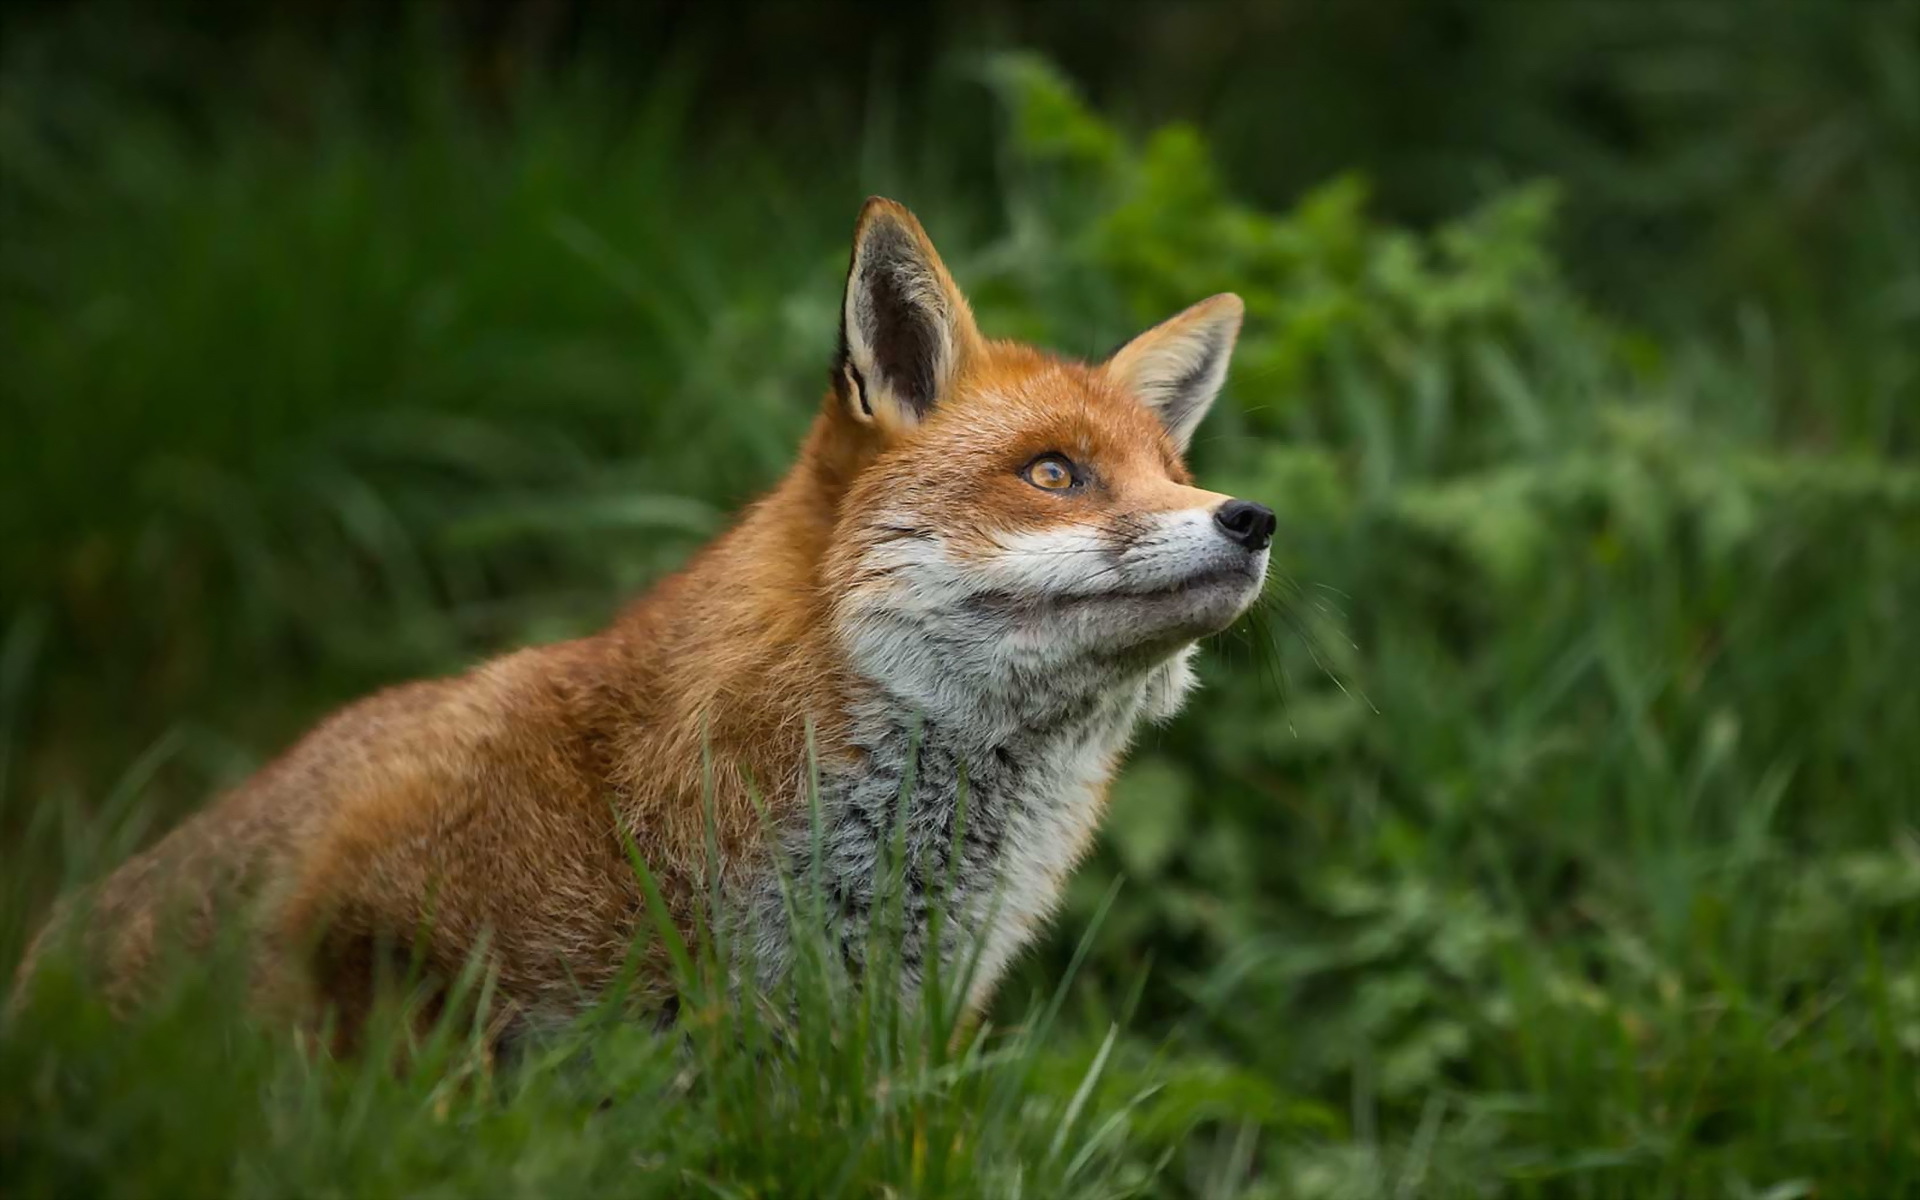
[838,507,1261,725]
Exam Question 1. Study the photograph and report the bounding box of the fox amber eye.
[1022,454,1077,492]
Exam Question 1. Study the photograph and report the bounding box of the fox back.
[16,198,1273,1046]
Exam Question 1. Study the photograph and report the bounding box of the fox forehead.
[880,342,1193,485]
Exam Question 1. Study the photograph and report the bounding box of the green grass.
[4,772,1236,1199]
[4,37,1919,1200]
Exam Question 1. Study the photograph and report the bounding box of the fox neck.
[763,629,1197,1008]
[825,649,1189,1000]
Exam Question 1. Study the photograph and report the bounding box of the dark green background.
[4,3,1917,1195]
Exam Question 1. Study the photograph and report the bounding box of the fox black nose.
[1213,499,1276,552]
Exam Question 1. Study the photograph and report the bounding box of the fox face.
[823,200,1271,732]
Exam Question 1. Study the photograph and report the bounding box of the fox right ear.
[1105,293,1244,453]
[834,198,979,433]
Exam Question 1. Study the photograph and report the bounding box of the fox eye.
[1022,454,1078,492]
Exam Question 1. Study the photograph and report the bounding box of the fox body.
[20,199,1273,1044]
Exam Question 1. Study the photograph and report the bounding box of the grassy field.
[4,31,1920,1200]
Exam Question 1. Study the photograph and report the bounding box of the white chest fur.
[765,646,1197,1009]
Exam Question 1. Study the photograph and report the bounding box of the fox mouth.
[972,558,1265,644]
[1077,555,1265,602]
[1118,563,1261,597]
[972,560,1259,606]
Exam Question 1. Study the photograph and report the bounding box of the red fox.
[17,198,1272,1047]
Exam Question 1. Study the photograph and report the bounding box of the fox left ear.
[1104,294,1244,452]
[835,197,981,433]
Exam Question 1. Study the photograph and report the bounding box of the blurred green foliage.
[4,7,1919,1197]
[985,58,1920,1192]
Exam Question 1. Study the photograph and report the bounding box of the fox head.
[819,198,1271,733]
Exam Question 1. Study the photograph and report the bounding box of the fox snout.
[1093,497,1271,641]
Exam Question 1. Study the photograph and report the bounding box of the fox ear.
[1105,294,1244,452]
[835,198,979,432]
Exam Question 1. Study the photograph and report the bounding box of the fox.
[15,197,1273,1049]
